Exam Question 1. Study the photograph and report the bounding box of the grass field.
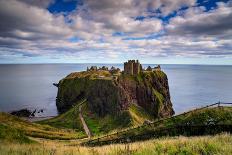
[1,104,231,154]
[86,106,232,144]
[38,100,85,131]
[0,133,231,155]
[0,112,85,140]
[81,103,154,136]
[82,103,132,136]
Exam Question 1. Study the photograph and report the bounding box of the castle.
[146,65,161,72]
[124,60,142,75]
[124,60,161,75]
[86,60,160,76]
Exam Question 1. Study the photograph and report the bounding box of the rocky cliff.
[56,69,174,118]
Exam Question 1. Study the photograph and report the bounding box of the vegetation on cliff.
[56,70,116,114]
[81,102,155,136]
[56,69,174,120]
[38,99,86,132]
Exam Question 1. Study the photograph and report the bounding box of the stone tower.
[124,60,141,75]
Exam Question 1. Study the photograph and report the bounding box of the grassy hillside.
[81,103,154,136]
[0,133,231,154]
[0,124,33,144]
[0,104,231,154]
[0,112,85,141]
[129,104,154,125]
[37,101,154,137]
[38,100,85,131]
[86,106,232,145]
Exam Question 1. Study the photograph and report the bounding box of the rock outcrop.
[56,69,174,118]
[10,109,37,117]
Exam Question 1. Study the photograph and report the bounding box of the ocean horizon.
[0,64,232,116]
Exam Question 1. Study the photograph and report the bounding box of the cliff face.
[117,71,174,118]
[56,70,174,118]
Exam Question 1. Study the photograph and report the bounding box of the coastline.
[21,116,56,122]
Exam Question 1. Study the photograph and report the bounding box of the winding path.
[79,102,92,138]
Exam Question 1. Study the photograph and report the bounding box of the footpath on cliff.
[78,101,92,139]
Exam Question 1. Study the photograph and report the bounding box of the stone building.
[98,66,108,71]
[110,66,120,74]
[87,66,98,71]
[146,66,152,71]
[154,65,161,71]
[146,65,161,71]
[124,60,142,75]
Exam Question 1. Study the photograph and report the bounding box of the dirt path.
[79,103,92,138]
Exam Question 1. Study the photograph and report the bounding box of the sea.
[0,64,232,116]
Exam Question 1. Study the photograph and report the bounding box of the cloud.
[167,2,232,37]
[0,0,232,63]
[148,0,196,16]
[17,0,54,8]
[0,0,72,41]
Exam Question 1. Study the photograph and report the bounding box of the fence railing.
[84,102,232,146]
[87,124,232,146]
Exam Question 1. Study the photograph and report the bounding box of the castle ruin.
[124,60,142,75]
[146,65,161,71]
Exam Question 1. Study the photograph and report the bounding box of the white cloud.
[148,0,196,16]
[0,0,232,63]
[0,0,72,40]
[167,2,232,37]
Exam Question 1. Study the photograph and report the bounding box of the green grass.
[129,104,154,125]
[82,103,132,136]
[163,106,232,127]
[153,70,166,78]
[86,106,232,144]
[65,70,113,79]
[0,124,33,144]
[153,89,164,116]
[0,134,231,155]
[38,100,85,131]
[81,102,155,136]
[0,112,85,140]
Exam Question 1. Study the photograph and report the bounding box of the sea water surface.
[0,64,232,116]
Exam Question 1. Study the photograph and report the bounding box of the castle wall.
[124,60,141,75]
[124,62,133,75]
[133,63,140,75]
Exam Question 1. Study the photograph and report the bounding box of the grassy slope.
[38,100,154,137]
[163,106,232,126]
[0,134,231,155]
[38,100,85,131]
[82,103,131,136]
[0,124,33,144]
[129,104,154,125]
[0,112,85,141]
[82,102,154,136]
[88,106,232,143]
[0,106,231,154]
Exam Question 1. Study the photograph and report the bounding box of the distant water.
[0,64,232,116]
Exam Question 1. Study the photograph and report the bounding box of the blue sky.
[0,0,232,64]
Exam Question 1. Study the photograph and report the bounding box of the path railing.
[83,102,232,146]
